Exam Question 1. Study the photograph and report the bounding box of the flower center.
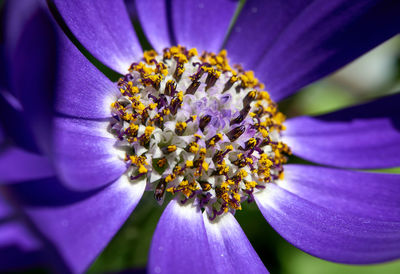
[110,46,291,219]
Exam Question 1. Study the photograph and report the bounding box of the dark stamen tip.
[199,115,212,132]
[227,125,245,142]
[185,81,200,95]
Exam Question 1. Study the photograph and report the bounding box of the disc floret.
[110,45,291,219]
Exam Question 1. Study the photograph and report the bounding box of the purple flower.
[1,0,400,273]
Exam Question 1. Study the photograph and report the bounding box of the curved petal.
[4,0,45,57]
[170,0,238,52]
[53,0,142,74]
[203,212,268,273]
[0,221,45,271]
[228,0,400,101]
[225,0,311,71]
[0,193,46,271]
[255,164,400,264]
[54,33,119,119]
[53,117,126,191]
[0,147,54,184]
[135,0,173,52]
[0,93,40,153]
[10,7,58,155]
[283,93,400,169]
[8,175,146,273]
[149,199,213,274]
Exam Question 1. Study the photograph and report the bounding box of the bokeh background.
[1,0,400,273]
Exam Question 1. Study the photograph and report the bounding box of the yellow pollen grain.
[145,126,155,137]
[163,108,170,115]
[138,165,148,174]
[237,169,248,178]
[177,91,184,101]
[149,103,158,110]
[175,121,187,131]
[246,157,253,164]
[186,160,193,167]
[233,192,241,202]
[202,161,209,172]
[129,124,139,131]
[189,143,199,153]
[167,145,177,152]
[225,145,233,150]
[248,138,257,146]
[188,48,198,57]
[165,174,174,183]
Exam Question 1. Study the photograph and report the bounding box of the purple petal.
[283,93,400,169]
[255,164,400,264]
[227,0,400,101]
[0,222,41,251]
[9,175,146,273]
[170,0,238,52]
[54,33,119,119]
[10,7,58,154]
[0,221,45,271]
[135,0,172,52]
[149,199,213,274]
[53,117,126,190]
[0,146,54,184]
[203,212,268,273]
[0,193,11,219]
[0,92,40,153]
[225,0,310,71]
[53,0,142,74]
[0,193,46,271]
[4,0,45,57]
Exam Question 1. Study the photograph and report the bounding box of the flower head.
[110,46,291,218]
[1,0,400,273]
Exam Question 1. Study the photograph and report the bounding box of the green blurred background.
[89,35,400,273]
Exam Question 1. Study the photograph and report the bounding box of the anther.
[223,75,237,92]
[162,145,177,154]
[186,80,201,95]
[206,133,223,148]
[226,125,245,142]
[230,105,251,126]
[174,62,184,82]
[205,69,220,90]
[164,80,177,96]
[175,121,187,135]
[199,115,211,132]
[243,90,257,106]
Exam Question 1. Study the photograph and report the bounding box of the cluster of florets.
[110,45,291,219]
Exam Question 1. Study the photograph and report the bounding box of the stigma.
[110,45,291,219]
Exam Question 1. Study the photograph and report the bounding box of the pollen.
[109,45,291,220]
